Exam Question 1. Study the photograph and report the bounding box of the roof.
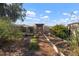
[68,22,79,26]
[35,24,44,26]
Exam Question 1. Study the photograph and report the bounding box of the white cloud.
[63,13,70,16]
[45,10,51,13]
[25,16,40,22]
[62,11,79,25]
[40,16,49,19]
[54,18,70,25]
[26,10,36,17]
[26,17,33,20]
[58,17,79,25]
[71,14,76,18]
[33,18,40,21]
[63,10,79,17]
[15,20,22,25]
[25,10,41,21]
[73,10,79,14]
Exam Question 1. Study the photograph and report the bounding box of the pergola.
[35,24,44,34]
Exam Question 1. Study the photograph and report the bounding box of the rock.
[5,52,10,56]
[0,49,4,56]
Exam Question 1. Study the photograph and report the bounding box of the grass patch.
[29,36,39,51]
[68,30,79,55]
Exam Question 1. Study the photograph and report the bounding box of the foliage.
[0,3,26,22]
[29,36,39,51]
[50,25,70,39]
[0,19,23,41]
[69,30,79,47]
[14,25,26,33]
[19,26,26,32]
[69,30,79,55]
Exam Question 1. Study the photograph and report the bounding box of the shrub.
[50,25,70,39]
[0,18,23,46]
[29,36,39,51]
[18,26,26,32]
[69,30,79,48]
[69,30,79,55]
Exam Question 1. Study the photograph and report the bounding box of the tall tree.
[0,3,26,22]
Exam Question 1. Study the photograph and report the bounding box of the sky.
[15,3,79,26]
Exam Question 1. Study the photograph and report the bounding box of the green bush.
[17,25,26,32]
[29,36,39,51]
[0,19,23,41]
[50,25,70,39]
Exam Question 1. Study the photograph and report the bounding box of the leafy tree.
[0,3,26,22]
[50,25,70,39]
